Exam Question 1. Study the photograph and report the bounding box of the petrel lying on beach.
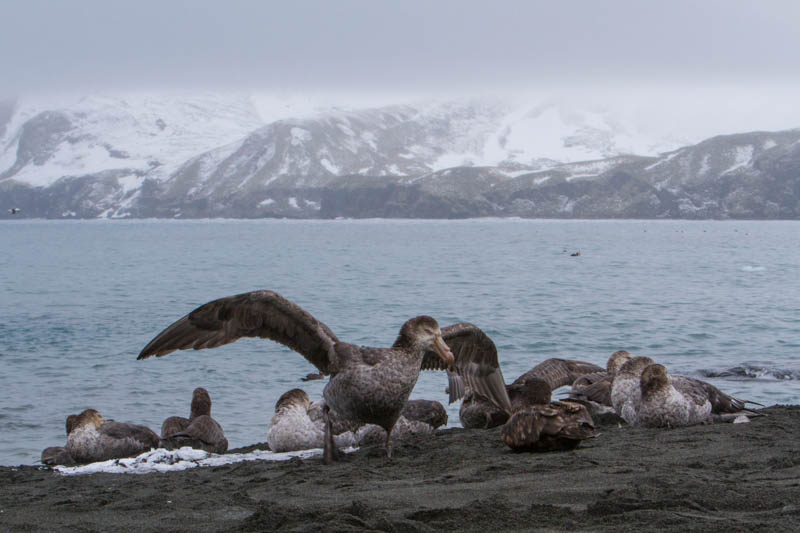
[607,354,761,426]
[137,290,512,462]
[266,389,449,453]
[457,357,604,429]
[64,409,160,464]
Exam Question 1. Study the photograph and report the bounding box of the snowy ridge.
[0,92,263,187]
[2,92,800,219]
[0,93,689,191]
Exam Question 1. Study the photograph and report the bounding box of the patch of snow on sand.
[55,446,356,475]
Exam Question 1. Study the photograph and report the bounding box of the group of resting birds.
[41,289,760,466]
[41,387,228,466]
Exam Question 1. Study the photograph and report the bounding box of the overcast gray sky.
[2,0,800,95]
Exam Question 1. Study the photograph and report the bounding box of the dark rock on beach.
[1,405,799,532]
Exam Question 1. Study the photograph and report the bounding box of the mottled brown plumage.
[401,399,448,429]
[138,290,510,461]
[501,401,596,452]
[65,409,160,464]
[512,358,604,390]
[458,357,601,429]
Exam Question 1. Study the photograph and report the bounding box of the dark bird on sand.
[401,399,448,429]
[64,409,160,464]
[160,387,228,454]
[458,357,603,429]
[138,290,511,463]
[502,400,596,452]
[480,376,598,452]
[41,446,76,466]
[41,414,80,466]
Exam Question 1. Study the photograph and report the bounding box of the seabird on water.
[137,290,511,463]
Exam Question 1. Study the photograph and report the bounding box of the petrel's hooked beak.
[433,334,455,366]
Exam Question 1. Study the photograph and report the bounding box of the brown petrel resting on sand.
[634,364,763,427]
[41,414,81,466]
[64,409,160,464]
[137,290,511,463]
[267,389,358,453]
[611,355,760,425]
[502,400,596,452]
[471,376,598,452]
[634,364,713,428]
[267,389,449,453]
[41,446,76,466]
[457,357,603,429]
[160,387,228,454]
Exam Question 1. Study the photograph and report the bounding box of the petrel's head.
[396,315,454,366]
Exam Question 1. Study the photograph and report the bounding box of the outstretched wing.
[137,290,340,374]
[421,322,512,412]
[513,358,604,390]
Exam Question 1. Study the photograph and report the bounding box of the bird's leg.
[323,404,339,465]
[385,428,393,459]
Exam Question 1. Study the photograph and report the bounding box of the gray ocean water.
[1,218,799,466]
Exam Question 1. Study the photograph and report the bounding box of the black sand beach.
[2,405,798,532]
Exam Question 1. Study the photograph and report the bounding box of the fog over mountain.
[1,2,799,219]
[1,92,798,219]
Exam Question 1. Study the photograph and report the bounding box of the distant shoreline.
[3,216,800,222]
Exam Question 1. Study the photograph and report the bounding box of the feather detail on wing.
[421,322,511,412]
[512,358,605,390]
[569,376,614,406]
[671,375,758,413]
[137,290,340,374]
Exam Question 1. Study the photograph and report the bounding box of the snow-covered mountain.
[1,92,798,219]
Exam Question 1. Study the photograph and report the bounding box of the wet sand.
[2,405,799,532]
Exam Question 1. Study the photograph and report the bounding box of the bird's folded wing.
[513,358,605,390]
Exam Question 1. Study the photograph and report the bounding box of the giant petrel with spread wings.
[138,290,511,462]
